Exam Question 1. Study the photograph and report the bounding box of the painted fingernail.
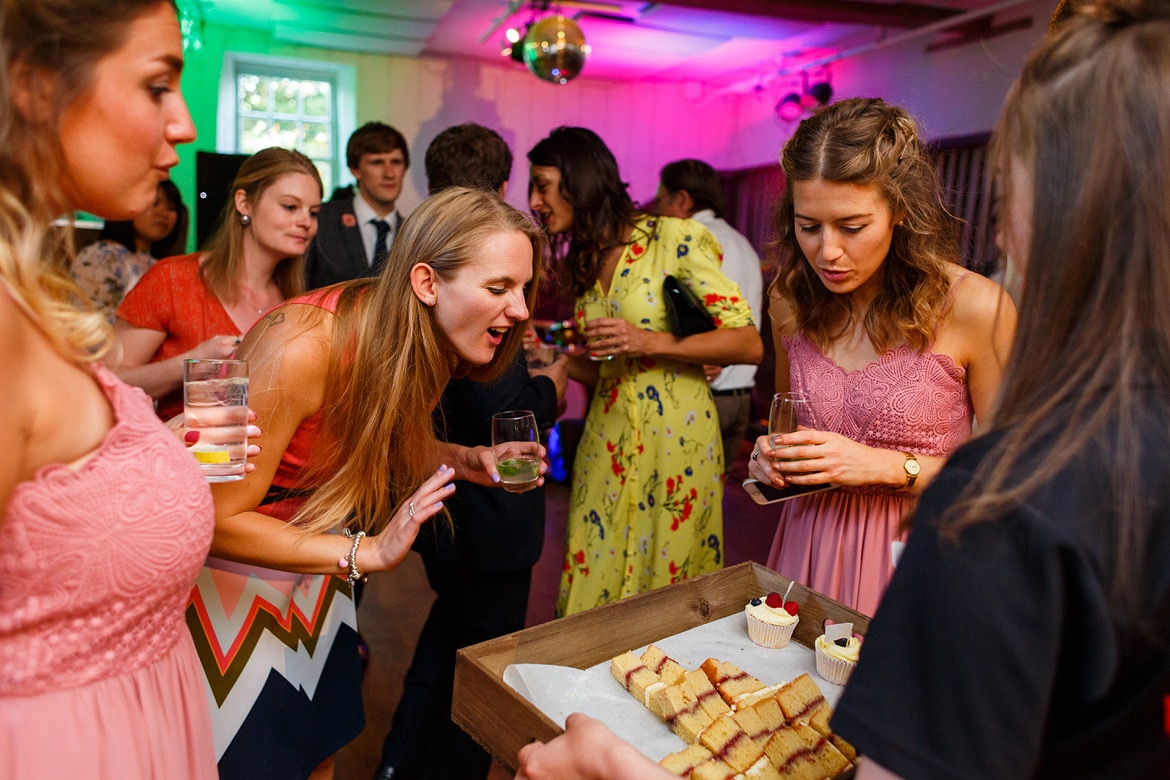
[434,501,443,510]
[491,473,501,483]
[184,431,199,443]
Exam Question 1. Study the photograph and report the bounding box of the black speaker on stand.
[195,151,250,248]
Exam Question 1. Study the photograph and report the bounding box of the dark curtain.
[718,165,786,426]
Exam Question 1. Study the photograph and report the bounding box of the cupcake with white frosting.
[814,622,862,685]
[744,592,799,648]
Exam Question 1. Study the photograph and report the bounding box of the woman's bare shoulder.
[767,285,797,334]
[947,264,1015,325]
[238,301,334,400]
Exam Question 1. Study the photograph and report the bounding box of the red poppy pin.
[341,213,357,228]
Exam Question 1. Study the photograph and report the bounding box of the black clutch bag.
[663,274,716,335]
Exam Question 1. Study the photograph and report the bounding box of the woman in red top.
[113,146,321,419]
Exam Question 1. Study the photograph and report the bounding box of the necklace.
[238,287,267,316]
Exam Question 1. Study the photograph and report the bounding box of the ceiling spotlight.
[776,92,803,122]
[502,24,530,63]
[806,80,832,108]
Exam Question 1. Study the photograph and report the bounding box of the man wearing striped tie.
[305,121,408,289]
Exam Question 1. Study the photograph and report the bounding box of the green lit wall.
[173,21,371,250]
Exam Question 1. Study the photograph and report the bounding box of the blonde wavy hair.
[275,187,545,535]
[770,97,959,352]
[200,147,320,304]
[0,0,173,359]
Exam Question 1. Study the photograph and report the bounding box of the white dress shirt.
[692,209,764,392]
[351,192,399,266]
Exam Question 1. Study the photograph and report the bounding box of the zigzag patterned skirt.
[184,492,364,779]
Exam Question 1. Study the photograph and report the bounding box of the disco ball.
[522,15,588,85]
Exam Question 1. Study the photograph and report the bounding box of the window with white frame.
[218,53,355,194]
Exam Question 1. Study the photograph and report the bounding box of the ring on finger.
[750,449,759,461]
[408,501,416,519]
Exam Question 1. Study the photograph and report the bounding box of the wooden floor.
[334,436,780,780]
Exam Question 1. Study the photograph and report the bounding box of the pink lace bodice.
[784,336,973,492]
[0,365,214,695]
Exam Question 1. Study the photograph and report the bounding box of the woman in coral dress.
[747,98,1016,617]
[528,127,762,617]
[204,187,546,779]
[114,147,320,421]
[0,0,215,776]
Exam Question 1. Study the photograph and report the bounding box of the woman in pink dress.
[0,0,217,777]
[746,98,1017,616]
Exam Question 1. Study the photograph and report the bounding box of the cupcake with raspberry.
[744,591,799,648]
[814,622,862,685]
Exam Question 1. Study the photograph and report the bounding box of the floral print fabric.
[557,216,755,616]
[71,240,155,324]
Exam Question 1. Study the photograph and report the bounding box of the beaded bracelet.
[339,529,368,587]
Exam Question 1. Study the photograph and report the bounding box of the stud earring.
[427,297,436,306]
[240,214,251,226]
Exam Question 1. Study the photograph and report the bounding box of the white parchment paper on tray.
[502,612,845,763]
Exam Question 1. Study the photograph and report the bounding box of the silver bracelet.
[341,529,367,587]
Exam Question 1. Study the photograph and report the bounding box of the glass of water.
[184,359,249,482]
[491,410,541,493]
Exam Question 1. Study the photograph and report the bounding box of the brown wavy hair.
[769,97,959,352]
[944,0,1170,624]
[0,0,177,360]
[270,187,545,535]
[527,126,641,298]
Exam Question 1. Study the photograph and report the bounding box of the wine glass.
[769,392,808,448]
[491,410,541,492]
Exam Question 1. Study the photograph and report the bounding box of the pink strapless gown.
[767,336,973,617]
[0,365,217,778]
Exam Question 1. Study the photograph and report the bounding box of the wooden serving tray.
[453,561,870,772]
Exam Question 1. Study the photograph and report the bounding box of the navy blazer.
[304,197,400,290]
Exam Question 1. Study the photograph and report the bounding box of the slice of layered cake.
[689,758,740,780]
[684,668,731,721]
[658,743,712,777]
[610,650,659,705]
[648,678,712,743]
[775,673,826,723]
[641,644,687,686]
[791,721,851,777]
[700,658,766,707]
[749,695,787,740]
[731,703,772,748]
[697,712,765,773]
[739,756,782,780]
[761,725,825,780]
[807,702,858,763]
[732,683,784,711]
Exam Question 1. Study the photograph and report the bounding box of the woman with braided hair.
[746,97,1015,616]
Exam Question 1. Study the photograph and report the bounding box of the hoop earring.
[240,214,251,226]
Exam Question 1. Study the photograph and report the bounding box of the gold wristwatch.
[902,452,920,489]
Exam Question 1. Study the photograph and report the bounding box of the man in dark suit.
[373,124,568,780]
[305,121,409,289]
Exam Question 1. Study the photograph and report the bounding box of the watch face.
[906,457,921,476]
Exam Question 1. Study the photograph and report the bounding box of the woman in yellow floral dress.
[528,127,763,616]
